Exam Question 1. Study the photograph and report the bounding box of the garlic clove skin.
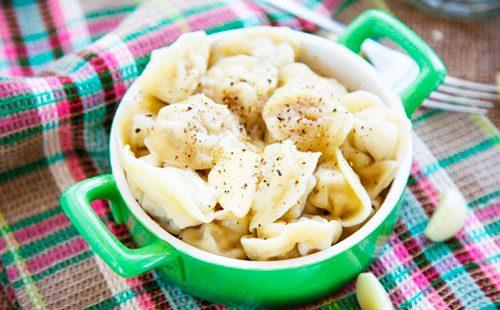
[356,272,394,310]
[424,188,468,242]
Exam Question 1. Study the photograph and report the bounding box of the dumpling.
[179,222,246,259]
[123,94,165,150]
[121,146,216,233]
[241,216,342,261]
[250,140,320,230]
[281,176,316,220]
[340,90,409,162]
[340,138,374,170]
[210,26,300,68]
[262,64,353,157]
[214,209,250,235]
[140,31,210,103]
[208,149,261,218]
[356,160,399,199]
[201,55,278,138]
[308,148,372,227]
[279,63,347,100]
[145,94,247,170]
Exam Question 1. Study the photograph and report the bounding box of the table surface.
[338,0,499,126]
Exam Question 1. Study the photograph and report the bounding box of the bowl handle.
[60,174,181,279]
[337,10,446,117]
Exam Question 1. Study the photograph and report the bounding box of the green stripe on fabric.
[7,208,60,235]
[0,5,135,43]
[12,250,93,290]
[320,293,358,309]
[412,110,443,124]
[85,282,162,310]
[0,71,135,116]
[470,190,500,207]
[422,136,500,176]
[0,147,107,183]
[2,226,78,266]
[0,208,61,238]
[84,5,136,19]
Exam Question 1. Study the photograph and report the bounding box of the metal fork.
[260,0,498,115]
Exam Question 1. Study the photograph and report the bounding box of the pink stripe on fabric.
[453,219,500,293]
[59,123,86,181]
[410,162,440,213]
[0,110,44,135]
[13,214,69,245]
[127,24,183,59]
[5,265,19,282]
[186,7,239,31]
[392,234,448,307]
[229,0,269,24]
[90,200,109,218]
[87,19,123,36]
[475,203,500,223]
[0,8,23,76]
[0,238,6,254]
[47,0,73,54]
[24,237,89,277]
[93,49,127,100]
[51,75,85,181]
[5,284,16,302]
[126,277,155,309]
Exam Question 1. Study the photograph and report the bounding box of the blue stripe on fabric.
[153,271,200,310]
[400,189,492,307]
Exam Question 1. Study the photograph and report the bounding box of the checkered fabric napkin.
[0,0,498,308]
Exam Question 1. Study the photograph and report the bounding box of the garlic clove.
[356,272,394,310]
[424,188,468,242]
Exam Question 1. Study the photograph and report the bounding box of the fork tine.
[423,100,488,115]
[445,76,499,93]
[430,92,495,108]
[438,84,498,101]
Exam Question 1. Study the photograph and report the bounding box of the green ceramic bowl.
[61,10,446,307]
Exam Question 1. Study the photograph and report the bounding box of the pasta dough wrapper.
[121,146,216,233]
[263,63,353,157]
[140,31,209,103]
[241,216,342,261]
[201,55,278,138]
[308,148,372,227]
[179,222,246,259]
[210,26,300,68]
[341,90,410,162]
[122,94,165,150]
[250,140,320,230]
[208,149,261,218]
[145,94,247,170]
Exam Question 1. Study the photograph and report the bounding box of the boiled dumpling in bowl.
[339,91,410,201]
[120,29,410,261]
[145,94,248,170]
[179,222,247,259]
[210,26,300,68]
[308,148,372,227]
[201,55,278,138]
[241,216,342,261]
[262,63,353,157]
[122,94,165,151]
[249,140,320,230]
[341,90,409,162]
[121,146,216,234]
[140,31,210,103]
[208,149,261,218]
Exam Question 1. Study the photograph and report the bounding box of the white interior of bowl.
[110,28,413,270]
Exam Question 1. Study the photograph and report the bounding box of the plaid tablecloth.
[0,0,498,309]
